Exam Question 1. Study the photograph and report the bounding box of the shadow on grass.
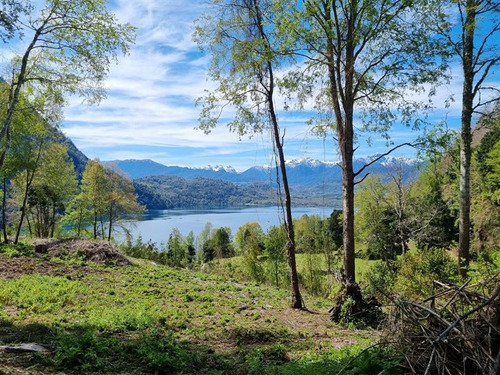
[0,319,402,375]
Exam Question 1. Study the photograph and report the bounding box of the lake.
[117,206,332,245]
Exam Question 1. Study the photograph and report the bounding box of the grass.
[204,253,378,298]
[0,244,394,375]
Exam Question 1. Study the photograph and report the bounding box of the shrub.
[394,247,457,300]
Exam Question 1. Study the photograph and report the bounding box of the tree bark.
[253,0,302,308]
[0,27,43,168]
[324,0,357,286]
[107,205,113,241]
[458,0,475,279]
[2,177,8,243]
[93,210,98,239]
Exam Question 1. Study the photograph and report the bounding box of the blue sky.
[2,0,498,171]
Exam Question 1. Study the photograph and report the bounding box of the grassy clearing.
[203,253,377,298]
[0,247,393,375]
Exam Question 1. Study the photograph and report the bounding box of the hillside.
[0,243,380,375]
[133,175,341,209]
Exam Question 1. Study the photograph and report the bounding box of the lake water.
[118,206,332,245]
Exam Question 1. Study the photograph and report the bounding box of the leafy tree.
[276,0,447,295]
[438,0,500,278]
[197,222,213,262]
[235,222,265,257]
[166,228,186,267]
[195,0,303,308]
[235,222,265,281]
[0,0,28,42]
[60,193,93,237]
[264,225,287,287]
[26,143,77,238]
[212,227,234,259]
[184,231,196,264]
[0,0,135,168]
[356,176,400,261]
[81,160,110,240]
[105,170,144,241]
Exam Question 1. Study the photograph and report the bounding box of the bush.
[394,248,457,300]
[0,241,34,257]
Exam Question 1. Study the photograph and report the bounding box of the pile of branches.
[386,278,500,375]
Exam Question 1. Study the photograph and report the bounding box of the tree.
[81,160,110,240]
[105,170,143,241]
[235,222,265,281]
[235,222,265,256]
[184,231,196,264]
[0,0,135,168]
[276,0,447,294]
[439,0,500,278]
[26,143,78,238]
[60,193,92,237]
[264,224,287,287]
[166,228,186,267]
[212,227,234,259]
[195,0,303,308]
[0,0,28,42]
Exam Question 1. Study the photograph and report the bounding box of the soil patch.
[39,238,131,267]
[0,254,94,280]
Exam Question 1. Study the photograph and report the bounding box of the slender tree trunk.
[2,177,8,243]
[100,215,105,240]
[15,170,31,244]
[253,0,302,309]
[459,0,475,279]
[0,28,43,168]
[107,205,113,241]
[93,211,98,239]
[50,204,56,237]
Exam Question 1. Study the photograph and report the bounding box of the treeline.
[133,175,276,209]
[120,211,342,293]
[0,0,135,242]
[133,175,337,209]
[0,89,143,242]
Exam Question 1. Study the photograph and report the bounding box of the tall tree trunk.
[2,177,8,243]
[459,0,475,279]
[253,0,302,309]
[341,123,356,285]
[271,119,302,308]
[324,0,358,287]
[0,28,43,168]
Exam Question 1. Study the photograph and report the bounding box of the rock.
[34,244,48,254]
[0,343,51,353]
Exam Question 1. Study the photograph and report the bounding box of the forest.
[0,0,499,374]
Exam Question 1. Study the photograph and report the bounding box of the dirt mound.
[38,239,131,267]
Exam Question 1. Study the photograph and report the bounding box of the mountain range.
[101,156,420,188]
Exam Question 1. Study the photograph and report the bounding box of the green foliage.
[119,235,167,265]
[395,248,457,299]
[78,159,144,240]
[264,225,288,288]
[26,143,78,238]
[0,241,34,257]
[166,228,187,268]
[0,250,379,374]
[134,175,278,209]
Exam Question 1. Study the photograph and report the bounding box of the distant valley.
[101,157,421,209]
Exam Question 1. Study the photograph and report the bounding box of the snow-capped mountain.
[102,156,421,186]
